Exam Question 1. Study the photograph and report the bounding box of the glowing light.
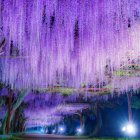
[40,128,44,133]
[126,124,136,134]
[60,127,64,131]
[122,123,136,136]
[52,129,56,133]
[58,126,65,133]
[122,126,126,132]
[76,128,83,134]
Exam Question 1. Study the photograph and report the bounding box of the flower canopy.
[0,0,140,93]
[0,0,140,129]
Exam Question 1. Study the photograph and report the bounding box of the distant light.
[58,126,65,133]
[52,129,56,133]
[40,128,44,133]
[76,128,83,134]
[60,127,64,131]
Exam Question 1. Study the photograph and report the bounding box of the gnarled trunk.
[2,115,7,134]
[13,107,20,132]
[91,102,102,137]
[2,89,30,134]
[6,89,13,134]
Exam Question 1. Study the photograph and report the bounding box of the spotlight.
[122,123,136,136]
[126,123,136,134]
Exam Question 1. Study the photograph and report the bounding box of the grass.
[0,135,140,140]
[89,139,140,140]
[0,136,23,140]
[1,138,140,140]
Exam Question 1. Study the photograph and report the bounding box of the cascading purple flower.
[0,0,140,91]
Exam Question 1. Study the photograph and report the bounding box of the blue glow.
[52,129,56,133]
[122,122,137,136]
[58,125,66,134]
[40,128,44,133]
[76,127,83,134]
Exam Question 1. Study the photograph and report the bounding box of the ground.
[0,134,140,140]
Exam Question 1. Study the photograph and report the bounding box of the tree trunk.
[2,89,30,134]
[21,119,26,133]
[127,92,132,123]
[6,89,13,134]
[2,115,7,134]
[16,116,20,133]
[91,102,102,137]
[13,107,20,132]
[10,90,30,121]
[80,113,83,128]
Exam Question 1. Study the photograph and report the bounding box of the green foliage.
[0,83,4,89]
[0,137,23,140]
[113,70,139,77]
[54,87,76,95]
[0,135,24,140]
[132,97,140,109]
